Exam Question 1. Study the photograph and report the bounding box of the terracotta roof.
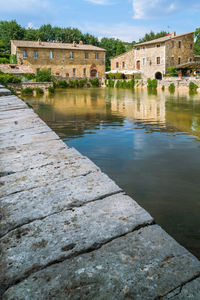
[11,40,106,52]
[0,64,34,74]
[135,32,194,47]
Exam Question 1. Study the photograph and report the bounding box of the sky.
[0,0,199,42]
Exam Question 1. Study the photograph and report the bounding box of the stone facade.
[111,49,134,71]
[111,32,194,79]
[11,40,106,79]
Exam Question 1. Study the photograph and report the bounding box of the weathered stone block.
[0,171,122,236]
[2,225,200,300]
[0,194,153,291]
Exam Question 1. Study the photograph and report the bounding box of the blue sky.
[0,0,199,42]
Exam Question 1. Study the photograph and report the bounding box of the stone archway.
[90,69,97,77]
[155,72,162,80]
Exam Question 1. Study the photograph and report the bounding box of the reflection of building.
[11,40,106,78]
[111,89,166,124]
[111,32,194,79]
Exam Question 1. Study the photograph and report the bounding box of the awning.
[105,70,141,75]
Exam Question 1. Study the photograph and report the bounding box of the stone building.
[11,40,106,78]
[111,32,194,79]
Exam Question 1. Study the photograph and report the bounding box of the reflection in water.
[24,88,200,258]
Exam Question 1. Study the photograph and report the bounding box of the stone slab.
[0,89,11,96]
[0,194,153,291]
[0,155,99,197]
[0,171,122,237]
[0,115,47,134]
[0,146,85,174]
[0,108,35,120]
[0,138,68,156]
[162,277,200,299]
[2,225,200,300]
[0,128,58,149]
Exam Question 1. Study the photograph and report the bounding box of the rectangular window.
[49,51,53,59]
[83,68,86,77]
[116,62,119,68]
[85,52,88,59]
[33,51,38,58]
[178,57,181,64]
[70,52,74,59]
[122,62,125,68]
[137,48,140,50]
[73,68,76,76]
[190,44,193,49]
[95,53,99,60]
[157,57,160,65]
[23,50,27,58]
[157,44,160,48]
[178,41,181,48]
[56,72,60,76]
[171,56,174,64]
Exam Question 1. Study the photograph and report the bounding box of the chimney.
[79,41,83,45]
[171,31,176,37]
[38,38,42,45]
[73,41,77,47]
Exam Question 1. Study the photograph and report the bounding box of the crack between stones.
[1,221,155,298]
[154,272,200,299]
[0,190,123,239]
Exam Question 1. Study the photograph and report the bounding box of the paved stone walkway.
[0,86,200,299]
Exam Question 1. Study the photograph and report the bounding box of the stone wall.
[157,77,200,88]
[15,48,106,78]
[8,82,53,91]
[165,33,194,69]
[111,49,134,71]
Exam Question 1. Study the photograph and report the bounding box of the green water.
[24,88,200,258]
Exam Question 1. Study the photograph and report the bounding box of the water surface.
[24,88,200,258]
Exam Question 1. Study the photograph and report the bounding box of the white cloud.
[132,0,200,19]
[0,0,50,15]
[82,22,150,42]
[132,0,179,19]
[84,0,114,4]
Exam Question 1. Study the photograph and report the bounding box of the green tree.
[0,20,25,52]
[138,31,167,43]
[24,28,39,41]
[100,37,120,70]
[116,41,126,56]
[194,28,200,55]
[38,24,54,41]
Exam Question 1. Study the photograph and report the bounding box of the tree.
[138,31,167,43]
[194,28,200,55]
[38,24,54,41]
[116,41,126,56]
[100,37,120,70]
[24,28,39,41]
[0,20,25,52]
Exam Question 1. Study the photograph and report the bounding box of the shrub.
[56,80,68,88]
[21,87,34,95]
[0,57,9,64]
[0,73,21,85]
[68,80,75,88]
[10,54,17,64]
[48,86,55,94]
[35,87,44,95]
[168,83,175,93]
[89,78,100,87]
[189,82,198,92]
[106,79,114,87]
[36,69,52,82]
[147,78,157,89]
[23,73,36,80]
[78,78,87,88]
[166,67,178,77]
